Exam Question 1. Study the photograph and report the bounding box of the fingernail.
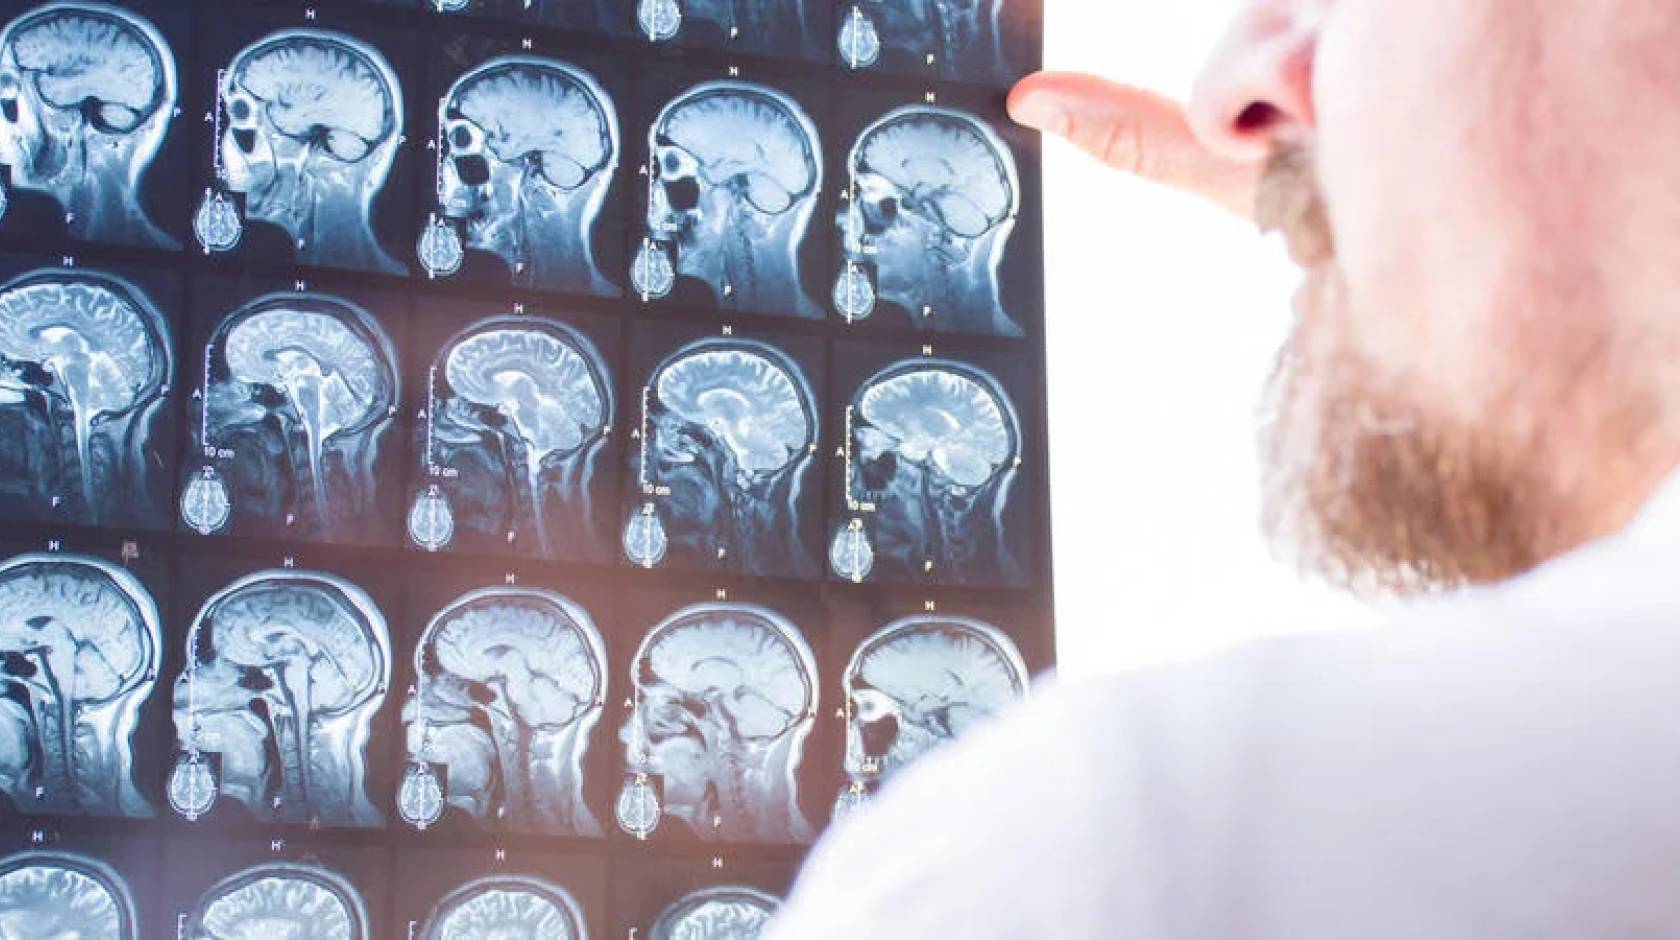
[1009,91,1067,136]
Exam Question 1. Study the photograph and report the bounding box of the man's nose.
[1188,1,1322,161]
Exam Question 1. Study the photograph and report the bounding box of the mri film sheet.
[0,0,191,251]
[192,11,418,276]
[416,37,627,296]
[629,68,831,319]
[632,0,828,62]
[405,300,617,561]
[833,0,1040,85]
[621,325,824,578]
[178,277,409,547]
[827,91,1040,338]
[417,0,629,36]
[0,258,180,529]
[828,342,1035,587]
[393,847,605,938]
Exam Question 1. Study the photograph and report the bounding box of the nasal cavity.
[457,155,490,186]
[233,128,256,155]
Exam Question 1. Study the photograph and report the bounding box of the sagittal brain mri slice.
[0,2,179,249]
[0,850,137,940]
[182,292,398,543]
[836,0,1017,82]
[834,106,1021,335]
[398,587,607,835]
[0,554,159,819]
[650,885,778,940]
[421,57,618,295]
[623,339,817,576]
[631,82,822,318]
[420,875,586,940]
[830,360,1023,585]
[186,862,369,940]
[618,603,817,844]
[408,317,611,558]
[833,615,1025,819]
[168,570,390,827]
[636,0,818,57]
[200,29,405,275]
[0,269,173,527]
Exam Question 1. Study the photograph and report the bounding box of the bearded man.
[769,1,1680,936]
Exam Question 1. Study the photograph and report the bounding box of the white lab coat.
[768,478,1680,938]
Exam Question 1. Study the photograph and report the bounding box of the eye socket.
[656,144,697,179]
[225,94,258,129]
[319,128,374,163]
[447,120,483,155]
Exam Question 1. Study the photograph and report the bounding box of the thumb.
[1009,71,1262,220]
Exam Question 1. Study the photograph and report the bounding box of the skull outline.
[0,1,180,249]
[216,28,406,274]
[649,884,779,940]
[421,874,586,940]
[836,105,1021,336]
[0,552,161,819]
[187,861,369,940]
[0,849,138,940]
[403,586,609,836]
[620,601,818,843]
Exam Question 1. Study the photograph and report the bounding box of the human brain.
[225,303,392,428]
[663,86,815,203]
[445,328,604,457]
[858,367,1012,487]
[10,6,163,118]
[657,346,811,473]
[653,887,777,940]
[235,33,392,145]
[204,578,383,716]
[428,593,601,725]
[0,559,153,704]
[0,275,166,415]
[645,607,811,737]
[427,879,579,940]
[0,857,126,937]
[857,109,1012,232]
[855,619,1024,716]
[196,868,361,940]
[455,63,610,177]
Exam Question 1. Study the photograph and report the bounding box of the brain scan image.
[0,2,179,249]
[201,29,406,275]
[833,615,1025,818]
[631,82,822,318]
[836,0,1020,83]
[167,570,390,828]
[408,317,611,558]
[420,875,586,940]
[0,850,137,939]
[649,885,778,940]
[420,56,619,295]
[398,587,607,835]
[834,106,1021,336]
[623,338,817,577]
[186,862,369,940]
[618,603,817,844]
[0,269,173,527]
[635,0,819,57]
[423,0,616,31]
[0,554,160,819]
[181,292,398,544]
[830,359,1023,585]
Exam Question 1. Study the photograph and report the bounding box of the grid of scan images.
[0,0,1050,934]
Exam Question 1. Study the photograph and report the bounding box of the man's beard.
[1255,146,1552,594]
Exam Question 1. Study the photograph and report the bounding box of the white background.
[1042,3,1377,675]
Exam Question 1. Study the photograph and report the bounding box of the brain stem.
[23,650,77,803]
[267,661,313,818]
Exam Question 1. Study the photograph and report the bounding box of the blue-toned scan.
[419,56,619,295]
[637,0,820,57]
[618,603,818,844]
[397,587,607,836]
[0,269,173,527]
[650,885,778,940]
[180,292,398,544]
[833,615,1025,820]
[834,106,1021,335]
[0,850,137,939]
[830,359,1023,585]
[167,570,390,828]
[0,2,179,249]
[196,29,405,275]
[407,316,611,558]
[622,338,817,577]
[422,875,586,940]
[836,0,1019,83]
[0,554,160,819]
[631,82,822,318]
[424,0,614,31]
[187,862,369,940]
